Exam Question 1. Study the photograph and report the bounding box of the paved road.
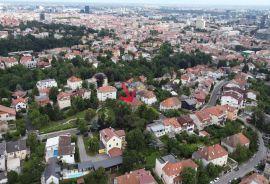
[77,135,92,162]
[204,80,228,108]
[38,128,79,141]
[216,117,267,184]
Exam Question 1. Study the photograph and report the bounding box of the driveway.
[215,117,267,184]
[77,135,109,162]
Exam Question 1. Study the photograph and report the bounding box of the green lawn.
[40,110,86,134]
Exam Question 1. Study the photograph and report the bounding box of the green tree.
[126,129,145,151]
[7,171,18,184]
[87,137,99,153]
[49,87,59,102]
[181,167,197,184]
[136,104,159,122]
[77,119,87,133]
[85,108,96,121]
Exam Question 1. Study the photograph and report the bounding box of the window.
[113,139,115,141]
[109,144,111,147]
[116,143,118,146]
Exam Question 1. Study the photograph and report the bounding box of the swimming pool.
[63,171,88,179]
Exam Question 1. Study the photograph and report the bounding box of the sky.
[4,0,270,6]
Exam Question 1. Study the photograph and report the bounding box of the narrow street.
[216,118,267,183]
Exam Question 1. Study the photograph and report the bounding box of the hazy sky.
[5,0,270,6]
[4,0,270,6]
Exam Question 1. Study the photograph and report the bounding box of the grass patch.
[40,110,86,134]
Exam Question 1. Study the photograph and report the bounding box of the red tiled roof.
[240,173,269,184]
[100,128,125,142]
[197,144,228,161]
[222,133,250,148]
[0,105,16,115]
[108,147,122,157]
[162,118,181,128]
[11,97,27,106]
[115,169,156,184]
[57,92,71,100]
[162,159,198,176]
[97,86,117,93]
[68,76,82,82]
[160,97,181,108]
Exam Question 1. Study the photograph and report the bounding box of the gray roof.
[0,142,6,155]
[78,161,94,170]
[92,156,122,170]
[184,98,197,106]
[147,122,165,132]
[44,157,60,181]
[6,140,26,153]
[160,155,177,164]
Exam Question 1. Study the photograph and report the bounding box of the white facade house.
[221,133,250,153]
[192,144,228,167]
[36,79,58,90]
[155,155,198,184]
[57,92,71,110]
[11,98,27,112]
[147,122,166,138]
[20,55,37,69]
[67,76,83,90]
[0,105,16,121]
[100,128,125,156]
[137,90,157,105]
[221,91,244,109]
[45,135,75,164]
[97,86,117,102]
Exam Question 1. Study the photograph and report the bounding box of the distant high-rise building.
[85,6,90,14]
[40,13,45,21]
[260,14,269,29]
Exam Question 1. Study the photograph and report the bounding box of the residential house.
[177,115,195,133]
[221,133,250,153]
[36,79,58,90]
[240,173,269,184]
[97,86,117,102]
[99,128,125,157]
[35,95,51,106]
[11,97,27,112]
[57,92,71,110]
[6,140,28,173]
[0,57,18,68]
[0,105,16,121]
[146,122,166,138]
[67,76,83,90]
[42,157,60,184]
[162,118,182,134]
[192,144,228,166]
[45,134,75,164]
[191,111,211,130]
[20,54,37,69]
[221,104,238,121]
[203,106,227,125]
[160,97,181,111]
[221,91,244,109]
[155,155,198,184]
[137,90,157,105]
[181,74,191,85]
[194,91,207,108]
[70,89,91,100]
[114,168,156,184]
